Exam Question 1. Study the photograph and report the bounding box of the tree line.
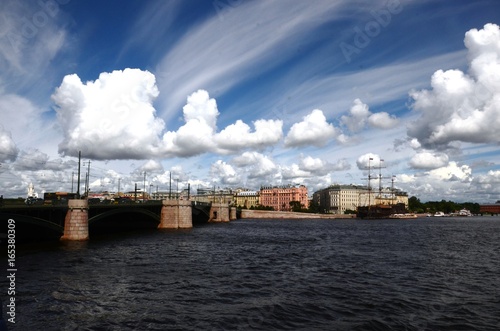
[408,196,481,214]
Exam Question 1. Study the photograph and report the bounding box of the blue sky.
[1,0,500,202]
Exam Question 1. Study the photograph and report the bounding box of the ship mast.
[391,175,396,205]
[378,159,384,201]
[368,157,373,210]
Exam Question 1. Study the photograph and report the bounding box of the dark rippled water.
[6,217,500,330]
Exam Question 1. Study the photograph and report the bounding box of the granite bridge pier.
[0,200,237,242]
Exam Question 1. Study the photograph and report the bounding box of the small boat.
[458,209,473,217]
[434,211,445,217]
[389,213,418,219]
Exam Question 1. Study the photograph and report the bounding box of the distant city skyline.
[1,0,500,202]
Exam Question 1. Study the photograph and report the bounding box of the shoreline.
[238,210,453,220]
[239,209,356,219]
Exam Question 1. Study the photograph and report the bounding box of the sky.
[1,0,500,203]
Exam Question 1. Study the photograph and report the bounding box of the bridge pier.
[209,203,230,223]
[230,207,237,221]
[61,199,89,241]
[159,199,192,229]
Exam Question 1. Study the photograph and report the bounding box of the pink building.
[260,185,309,211]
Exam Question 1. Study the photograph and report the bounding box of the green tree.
[408,196,424,212]
[307,200,320,213]
[413,198,480,214]
[289,201,304,212]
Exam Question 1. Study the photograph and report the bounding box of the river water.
[5,217,500,330]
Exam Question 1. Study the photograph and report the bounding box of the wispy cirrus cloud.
[153,0,352,121]
[0,0,68,93]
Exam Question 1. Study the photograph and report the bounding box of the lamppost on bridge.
[143,171,146,203]
[83,159,91,198]
[76,151,81,199]
[169,171,172,200]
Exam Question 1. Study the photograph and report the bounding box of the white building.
[313,184,409,214]
[313,185,373,214]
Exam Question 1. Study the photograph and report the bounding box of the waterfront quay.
[240,209,355,219]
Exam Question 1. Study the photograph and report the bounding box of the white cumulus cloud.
[356,153,383,170]
[409,152,449,170]
[471,170,500,200]
[232,152,277,179]
[138,160,164,174]
[368,112,399,129]
[341,99,371,132]
[428,162,472,182]
[394,162,474,202]
[161,89,218,157]
[341,98,399,133]
[299,156,330,173]
[408,23,500,149]
[281,164,312,181]
[285,109,337,147]
[52,68,164,160]
[299,155,350,175]
[210,160,240,185]
[0,126,18,162]
[214,119,283,153]
[51,72,312,160]
[162,90,283,157]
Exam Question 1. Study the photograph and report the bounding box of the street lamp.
[143,171,146,203]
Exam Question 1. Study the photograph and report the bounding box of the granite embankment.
[240,209,356,219]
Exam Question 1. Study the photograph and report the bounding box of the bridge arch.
[88,207,161,235]
[89,207,160,224]
[1,212,63,241]
[191,201,211,224]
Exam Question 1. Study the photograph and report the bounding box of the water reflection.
[59,240,89,251]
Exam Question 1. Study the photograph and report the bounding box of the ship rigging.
[356,157,407,219]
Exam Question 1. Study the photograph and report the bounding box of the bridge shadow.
[1,212,63,244]
[89,206,161,236]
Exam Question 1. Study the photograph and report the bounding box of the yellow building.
[122,190,150,201]
[374,188,409,208]
[234,191,259,208]
[193,188,234,204]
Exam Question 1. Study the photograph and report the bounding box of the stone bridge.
[1,200,237,242]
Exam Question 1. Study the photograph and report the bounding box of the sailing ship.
[356,157,409,219]
[357,202,407,219]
